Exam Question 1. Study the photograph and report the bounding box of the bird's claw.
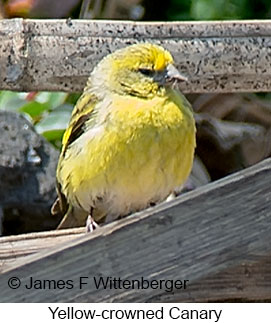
[86,215,99,233]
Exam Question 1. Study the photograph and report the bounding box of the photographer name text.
[8,276,189,293]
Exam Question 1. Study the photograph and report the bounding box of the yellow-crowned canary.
[51,43,196,231]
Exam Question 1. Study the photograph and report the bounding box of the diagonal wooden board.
[0,158,271,302]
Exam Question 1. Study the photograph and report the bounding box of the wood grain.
[0,228,85,273]
[2,19,271,92]
[0,158,270,302]
[175,256,271,302]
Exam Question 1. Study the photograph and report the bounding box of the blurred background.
[1,0,271,235]
[2,0,271,20]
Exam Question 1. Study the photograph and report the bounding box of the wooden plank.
[0,158,270,302]
[176,256,271,302]
[0,228,84,273]
[1,231,270,302]
[1,19,271,92]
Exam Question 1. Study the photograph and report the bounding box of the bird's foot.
[86,215,99,233]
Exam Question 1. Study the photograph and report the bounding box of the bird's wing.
[62,91,98,155]
[51,91,98,226]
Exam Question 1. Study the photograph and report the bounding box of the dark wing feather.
[51,91,98,226]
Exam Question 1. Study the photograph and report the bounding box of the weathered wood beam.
[0,229,271,302]
[0,228,84,273]
[1,19,271,92]
[0,158,270,302]
[176,256,271,302]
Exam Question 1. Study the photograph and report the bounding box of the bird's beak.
[166,64,188,83]
[153,64,188,86]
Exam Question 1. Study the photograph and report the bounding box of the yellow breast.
[58,89,196,219]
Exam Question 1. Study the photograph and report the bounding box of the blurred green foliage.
[157,0,271,20]
[0,91,80,148]
[132,0,271,21]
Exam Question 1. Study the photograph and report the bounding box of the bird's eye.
[138,68,154,77]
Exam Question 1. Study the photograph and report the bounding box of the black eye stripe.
[138,68,154,77]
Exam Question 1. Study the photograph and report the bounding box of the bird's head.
[89,43,187,99]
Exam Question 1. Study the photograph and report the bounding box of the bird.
[51,43,196,231]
